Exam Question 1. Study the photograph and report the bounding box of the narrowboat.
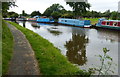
[96,18,120,30]
[16,16,26,21]
[4,18,16,21]
[58,18,91,28]
[27,16,40,21]
[36,16,54,23]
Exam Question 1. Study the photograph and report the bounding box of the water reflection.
[37,23,52,26]
[31,22,40,29]
[65,34,89,65]
[97,29,120,42]
[47,27,62,36]
[23,21,26,27]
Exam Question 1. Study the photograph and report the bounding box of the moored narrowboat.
[27,16,40,21]
[58,18,91,28]
[36,16,54,23]
[96,18,120,30]
[16,16,27,21]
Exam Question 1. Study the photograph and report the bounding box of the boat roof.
[33,16,41,18]
[103,20,120,22]
[59,18,85,21]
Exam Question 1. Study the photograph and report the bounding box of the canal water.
[17,21,119,75]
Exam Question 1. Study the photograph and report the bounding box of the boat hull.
[96,25,120,30]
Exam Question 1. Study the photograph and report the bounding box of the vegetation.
[43,4,64,17]
[30,11,41,17]
[7,21,90,76]
[89,48,116,75]
[20,10,29,17]
[2,20,13,75]
[66,2,91,17]
[51,11,61,19]
[110,11,119,20]
[2,2,17,18]
[7,11,19,18]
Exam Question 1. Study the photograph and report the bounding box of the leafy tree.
[110,11,118,20]
[7,11,19,18]
[61,13,74,18]
[21,10,28,16]
[59,9,67,14]
[51,11,61,19]
[43,4,64,16]
[66,2,91,17]
[31,11,41,17]
[2,2,17,17]
[102,10,111,19]
[118,13,120,20]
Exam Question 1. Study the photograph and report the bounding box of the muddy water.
[17,21,119,75]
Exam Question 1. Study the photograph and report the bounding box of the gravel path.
[7,22,40,75]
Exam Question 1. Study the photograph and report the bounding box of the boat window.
[113,22,117,26]
[101,21,106,25]
[118,22,120,27]
[109,21,113,26]
[106,22,109,25]
[61,20,64,22]
[65,20,67,22]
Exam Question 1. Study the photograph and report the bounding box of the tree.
[31,11,41,17]
[43,4,64,16]
[5,11,19,18]
[110,11,118,20]
[102,10,111,19]
[2,2,17,17]
[61,13,74,18]
[51,11,61,19]
[21,10,28,16]
[66,2,91,17]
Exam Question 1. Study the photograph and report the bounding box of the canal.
[17,21,119,75]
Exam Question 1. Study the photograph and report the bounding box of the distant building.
[118,1,120,13]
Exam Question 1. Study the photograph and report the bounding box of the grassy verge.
[7,21,90,76]
[2,20,13,75]
[84,18,99,25]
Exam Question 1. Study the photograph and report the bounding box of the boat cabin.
[58,18,91,27]
[101,20,120,27]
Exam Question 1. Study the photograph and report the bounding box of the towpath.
[6,22,40,75]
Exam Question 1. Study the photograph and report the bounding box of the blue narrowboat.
[96,18,120,30]
[36,16,54,23]
[16,16,27,21]
[58,18,91,28]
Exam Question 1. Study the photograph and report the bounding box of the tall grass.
[2,20,13,75]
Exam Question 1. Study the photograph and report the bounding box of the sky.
[8,0,120,14]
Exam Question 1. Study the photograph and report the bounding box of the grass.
[2,20,13,75]
[7,21,90,76]
[84,18,99,25]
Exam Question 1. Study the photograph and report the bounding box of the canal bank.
[7,21,90,75]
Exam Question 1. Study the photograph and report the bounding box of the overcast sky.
[8,0,119,14]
